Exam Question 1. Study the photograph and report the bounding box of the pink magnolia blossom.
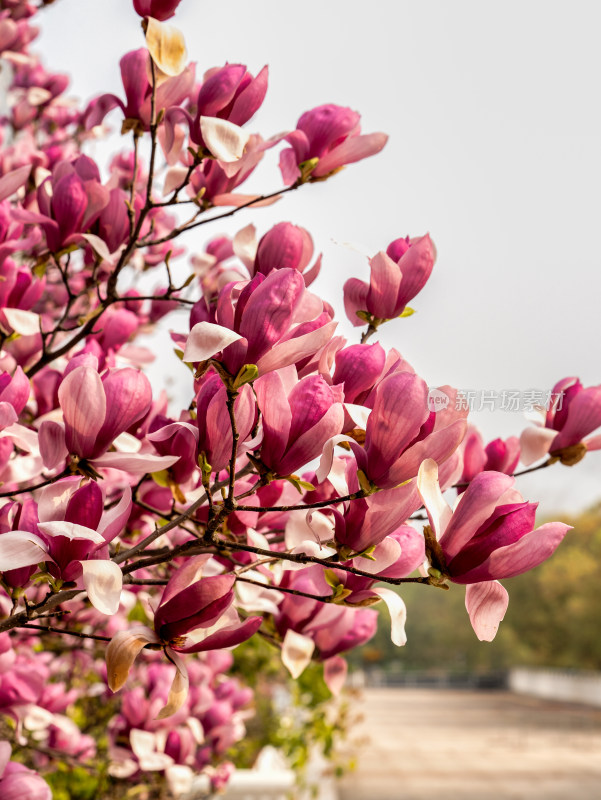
[252,221,321,286]
[279,104,388,185]
[13,155,109,253]
[185,267,337,377]
[344,235,436,325]
[0,742,51,800]
[520,377,601,465]
[417,458,571,640]
[38,362,179,475]
[459,426,520,486]
[353,371,467,489]
[255,367,344,478]
[106,557,261,718]
[85,48,195,134]
[195,372,255,473]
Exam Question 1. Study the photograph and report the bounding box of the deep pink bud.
[253,222,321,285]
[133,0,182,21]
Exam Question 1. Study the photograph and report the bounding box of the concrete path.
[336,688,601,800]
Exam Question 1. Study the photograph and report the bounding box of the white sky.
[35,0,601,514]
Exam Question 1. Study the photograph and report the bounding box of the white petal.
[156,649,190,719]
[130,729,174,771]
[281,630,315,678]
[90,452,180,473]
[183,321,243,362]
[200,116,250,163]
[232,223,257,268]
[0,531,48,570]
[81,560,123,615]
[37,521,105,544]
[372,587,407,646]
[344,404,372,429]
[80,233,112,262]
[2,308,41,336]
[315,434,356,485]
[417,458,452,538]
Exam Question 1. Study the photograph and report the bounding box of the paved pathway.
[336,688,601,800]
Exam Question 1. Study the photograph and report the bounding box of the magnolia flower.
[520,377,601,466]
[417,459,570,641]
[106,556,261,718]
[38,362,180,475]
[344,235,436,325]
[279,104,388,185]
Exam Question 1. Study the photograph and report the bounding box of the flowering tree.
[0,0,599,796]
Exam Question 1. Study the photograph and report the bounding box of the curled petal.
[0,164,31,202]
[200,116,250,163]
[156,649,189,719]
[465,581,509,642]
[281,629,315,679]
[183,321,243,362]
[105,627,160,692]
[37,521,105,544]
[145,17,187,77]
[81,559,123,615]
[417,458,452,538]
[372,587,407,646]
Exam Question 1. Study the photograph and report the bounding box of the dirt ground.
[336,688,601,800]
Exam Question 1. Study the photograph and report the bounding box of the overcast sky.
[35,0,601,514]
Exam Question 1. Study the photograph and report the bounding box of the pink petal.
[96,369,152,454]
[465,581,509,641]
[58,366,106,458]
[551,385,601,451]
[459,522,571,583]
[0,164,30,202]
[38,420,68,470]
[255,320,337,375]
[366,250,403,319]
[98,486,133,543]
[440,471,515,561]
[255,371,292,466]
[343,277,369,326]
[312,132,388,176]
